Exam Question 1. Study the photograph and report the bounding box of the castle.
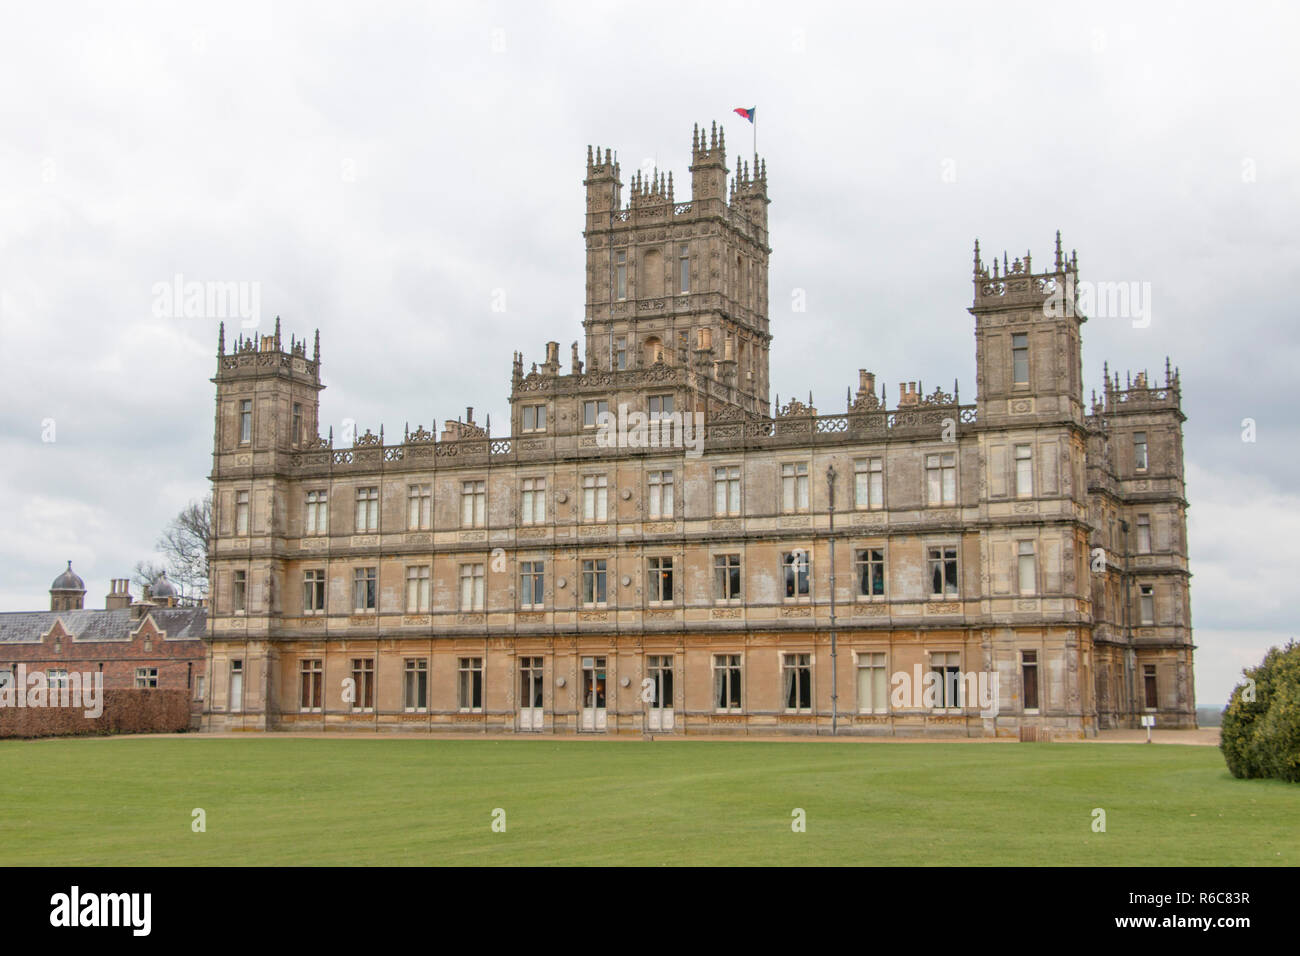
[201,121,1194,736]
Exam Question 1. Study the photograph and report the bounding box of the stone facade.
[202,123,1194,737]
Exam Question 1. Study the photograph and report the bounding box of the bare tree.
[155,494,212,598]
[132,559,168,593]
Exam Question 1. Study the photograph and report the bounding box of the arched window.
[643,336,664,366]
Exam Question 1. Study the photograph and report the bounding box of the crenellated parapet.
[215,318,321,385]
[972,231,1079,311]
[1089,358,1183,419]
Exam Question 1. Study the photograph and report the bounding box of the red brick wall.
[1,628,205,693]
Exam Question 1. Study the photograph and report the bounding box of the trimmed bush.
[1220,640,1300,781]
[0,689,192,739]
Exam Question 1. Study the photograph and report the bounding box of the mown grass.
[0,737,1294,865]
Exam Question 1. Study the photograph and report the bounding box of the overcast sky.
[1,1,1295,707]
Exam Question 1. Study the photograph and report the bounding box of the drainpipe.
[827,464,838,736]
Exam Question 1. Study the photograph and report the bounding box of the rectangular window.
[930,651,961,709]
[1134,432,1148,471]
[1012,333,1029,385]
[582,474,608,522]
[458,657,483,712]
[404,659,428,712]
[647,471,674,519]
[1017,541,1036,595]
[461,480,486,527]
[1136,514,1152,553]
[854,457,884,510]
[350,658,374,712]
[232,570,247,612]
[582,399,610,428]
[519,657,544,712]
[459,563,485,611]
[647,556,674,605]
[521,404,547,433]
[714,466,741,516]
[783,550,810,599]
[648,394,674,420]
[299,659,323,712]
[239,399,252,444]
[305,490,328,535]
[303,569,326,614]
[292,403,303,445]
[1143,664,1158,711]
[229,660,243,713]
[783,653,812,712]
[1014,444,1033,498]
[678,244,690,294]
[406,565,431,613]
[235,490,250,535]
[353,567,377,612]
[855,548,885,598]
[520,560,545,609]
[615,251,626,301]
[47,669,69,691]
[134,667,158,689]
[1139,584,1155,625]
[407,484,431,530]
[857,652,888,714]
[1021,650,1039,712]
[714,554,742,602]
[926,453,957,506]
[521,477,546,525]
[928,546,959,598]
[195,675,205,701]
[581,558,607,606]
[713,654,742,712]
[615,336,628,371]
[647,655,673,709]
[355,486,379,532]
[781,462,810,513]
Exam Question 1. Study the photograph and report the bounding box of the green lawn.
[0,737,1294,865]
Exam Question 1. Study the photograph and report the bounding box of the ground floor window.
[1021,650,1039,712]
[1143,664,1158,711]
[646,655,674,709]
[519,657,544,709]
[783,653,812,712]
[300,659,323,712]
[134,667,158,689]
[229,660,243,713]
[459,657,483,712]
[713,654,742,712]
[351,658,375,712]
[404,658,428,712]
[857,652,888,714]
[929,651,961,709]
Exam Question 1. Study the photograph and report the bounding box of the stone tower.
[968,235,1096,728]
[207,317,323,728]
[1085,360,1195,727]
[581,121,771,416]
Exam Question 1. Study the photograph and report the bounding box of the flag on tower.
[733,106,756,122]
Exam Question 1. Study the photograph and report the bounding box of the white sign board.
[1140,715,1155,728]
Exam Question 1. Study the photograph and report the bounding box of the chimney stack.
[105,578,132,611]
